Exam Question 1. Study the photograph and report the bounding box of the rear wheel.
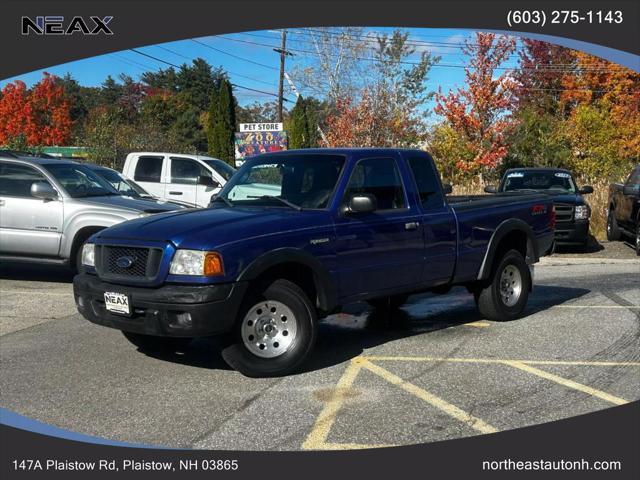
[367,294,409,311]
[606,209,621,241]
[474,249,531,321]
[121,331,192,352]
[221,279,317,377]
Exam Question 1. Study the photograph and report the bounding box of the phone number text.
[507,10,623,27]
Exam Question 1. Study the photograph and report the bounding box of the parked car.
[74,148,554,377]
[485,168,592,249]
[121,152,236,208]
[607,164,640,255]
[85,164,193,209]
[0,156,181,272]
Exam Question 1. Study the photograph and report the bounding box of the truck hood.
[544,192,586,205]
[96,207,331,248]
[81,195,180,213]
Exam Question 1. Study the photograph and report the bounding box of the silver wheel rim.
[500,264,522,307]
[636,228,640,250]
[241,300,297,358]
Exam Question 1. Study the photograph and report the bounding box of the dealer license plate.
[104,292,131,315]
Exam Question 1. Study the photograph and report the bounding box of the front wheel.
[121,331,193,352]
[474,249,531,321]
[221,279,317,377]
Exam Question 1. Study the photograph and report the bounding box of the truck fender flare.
[477,219,538,281]
[237,248,338,311]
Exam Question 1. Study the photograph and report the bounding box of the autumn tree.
[325,30,438,148]
[434,32,517,180]
[0,73,73,147]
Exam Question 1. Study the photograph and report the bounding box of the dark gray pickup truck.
[607,164,640,255]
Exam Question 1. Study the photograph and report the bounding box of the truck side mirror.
[623,185,639,196]
[484,185,498,194]
[198,175,220,188]
[30,181,58,201]
[442,183,453,195]
[579,185,594,194]
[347,194,377,214]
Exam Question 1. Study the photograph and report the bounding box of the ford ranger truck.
[73,149,555,377]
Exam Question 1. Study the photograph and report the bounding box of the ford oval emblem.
[116,256,135,268]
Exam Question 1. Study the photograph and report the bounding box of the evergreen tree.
[206,78,236,164]
[288,96,313,149]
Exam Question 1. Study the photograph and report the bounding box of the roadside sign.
[234,130,288,166]
[239,123,284,132]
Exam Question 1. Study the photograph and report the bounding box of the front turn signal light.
[204,252,224,277]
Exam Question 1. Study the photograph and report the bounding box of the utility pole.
[274,30,293,122]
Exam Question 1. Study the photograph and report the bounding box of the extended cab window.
[170,158,208,185]
[344,157,406,210]
[407,156,444,210]
[134,156,163,183]
[0,163,49,198]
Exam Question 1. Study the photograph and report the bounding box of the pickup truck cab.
[74,149,554,377]
[607,164,640,255]
[485,168,592,249]
[122,152,236,208]
[0,156,181,271]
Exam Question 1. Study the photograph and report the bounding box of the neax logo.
[21,16,114,35]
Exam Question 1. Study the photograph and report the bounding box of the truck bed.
[447,192,548,211]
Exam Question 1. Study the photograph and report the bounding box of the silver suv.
[0,156,182,272]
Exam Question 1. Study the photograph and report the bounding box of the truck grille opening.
[96,245,163,280]
[554,203,574,222]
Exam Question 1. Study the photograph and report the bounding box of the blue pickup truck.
[73,149,555,377]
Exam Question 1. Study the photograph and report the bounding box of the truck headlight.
[169,250,224,276]
[574,205,590,220]
[81,243,95,267]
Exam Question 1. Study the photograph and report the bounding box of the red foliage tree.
[0,80,31,145]
[435,32,517,177]
[0,73,73,146]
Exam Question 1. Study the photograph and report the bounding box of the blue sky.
[0,28,521,112]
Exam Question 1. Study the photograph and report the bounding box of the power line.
[155,43,278,87]
[214,34,630,74]
[190,38,279,71]
[129,47,290,101]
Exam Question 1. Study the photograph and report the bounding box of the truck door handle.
[0,199,5,206]
[405,221,419,230]
[169,191,183,195]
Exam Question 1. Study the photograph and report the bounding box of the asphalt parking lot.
[1,242,639,450]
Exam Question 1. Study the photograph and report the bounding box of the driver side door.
[0,162,63,257]
[333,156,425,299]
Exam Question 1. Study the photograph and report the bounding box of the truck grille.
[95,245,163,281]
[554,203,574,223]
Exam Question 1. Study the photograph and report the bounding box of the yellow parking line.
[314,442,393,450]
[464,321,491,327]
[502,361,629,406]
[302,359,364,450]
[363,356,640,366]
[359,358,498,434]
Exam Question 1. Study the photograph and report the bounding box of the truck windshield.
[502,171,576,193]
[203,159,236,181]
[94,168,143,197]
[217,154,345,209]
[43,163,120,198]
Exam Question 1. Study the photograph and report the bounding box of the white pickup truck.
[121,152,236,208]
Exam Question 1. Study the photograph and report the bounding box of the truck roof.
[0,155,76,166]
[505,167,572,174]
[251,147,430,157]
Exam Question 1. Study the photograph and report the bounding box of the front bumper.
[73,274,248,337]
[555,220,590,245]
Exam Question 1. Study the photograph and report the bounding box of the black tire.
[221,279,317,378]
[635,225,640,256]
[367,294,410,311]
[474,249,531,321]
[122,331,193,352]
[606,209,622,241]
